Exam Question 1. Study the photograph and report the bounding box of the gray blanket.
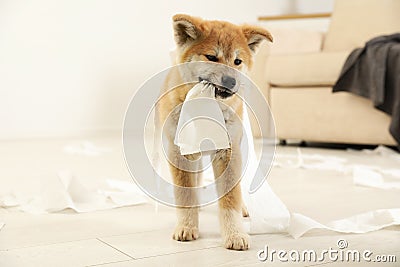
[333,33,400,145]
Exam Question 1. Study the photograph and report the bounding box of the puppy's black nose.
[221,75,236,90]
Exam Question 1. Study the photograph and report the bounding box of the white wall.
[0,0,333,139]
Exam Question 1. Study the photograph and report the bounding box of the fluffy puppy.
[157,14,272,250]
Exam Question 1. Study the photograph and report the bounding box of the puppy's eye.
[205,55,218,62]
[234,59,242,66]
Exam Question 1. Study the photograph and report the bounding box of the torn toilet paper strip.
[360,145,400,161]
[353,166,400,190]
[288,209,400,239]
[274,146,400,190]
[243,107,400,237]
[174,81,230,155]
[273,148,348,171]
[0,172,147,214]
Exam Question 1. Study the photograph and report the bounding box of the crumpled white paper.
[275,146,400,191]
[353,166,400,190]
[273,148,348,171]
[175,83,400,238]
[360,145,400,161]
[0,171,147,214]
[174,81,230,155]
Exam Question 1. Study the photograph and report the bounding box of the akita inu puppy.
[157,14,272,250]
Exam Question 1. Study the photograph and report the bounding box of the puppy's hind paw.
[172,226,199,241]
[224,232,250,251]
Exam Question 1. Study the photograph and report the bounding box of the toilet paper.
[174,81,230,155]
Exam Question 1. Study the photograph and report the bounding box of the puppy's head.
[173,14,272,99]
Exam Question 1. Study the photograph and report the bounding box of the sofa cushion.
[267,51,350,87]
[323,0,400,51]
[267,27,324,55]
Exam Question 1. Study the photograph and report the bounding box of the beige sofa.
[251,0,399,145]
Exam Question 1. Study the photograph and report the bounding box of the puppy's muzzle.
[199,76,236,98]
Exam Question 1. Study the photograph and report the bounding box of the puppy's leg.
[169,145,200,241]
[213,146,250,250]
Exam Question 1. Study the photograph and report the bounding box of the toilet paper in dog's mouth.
[174,81,230,155]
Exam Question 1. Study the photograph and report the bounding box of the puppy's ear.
[173,14,203,47]
[242,25,273,53]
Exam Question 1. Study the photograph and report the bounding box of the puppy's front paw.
[172,225,199,241]
[224,232,250,250]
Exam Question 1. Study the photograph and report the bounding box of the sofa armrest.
[267,51,351,87]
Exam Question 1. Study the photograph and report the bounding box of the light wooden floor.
[0,135,399,266]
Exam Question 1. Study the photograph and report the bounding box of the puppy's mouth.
[198,77,234,99]
[214,85,234,98]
